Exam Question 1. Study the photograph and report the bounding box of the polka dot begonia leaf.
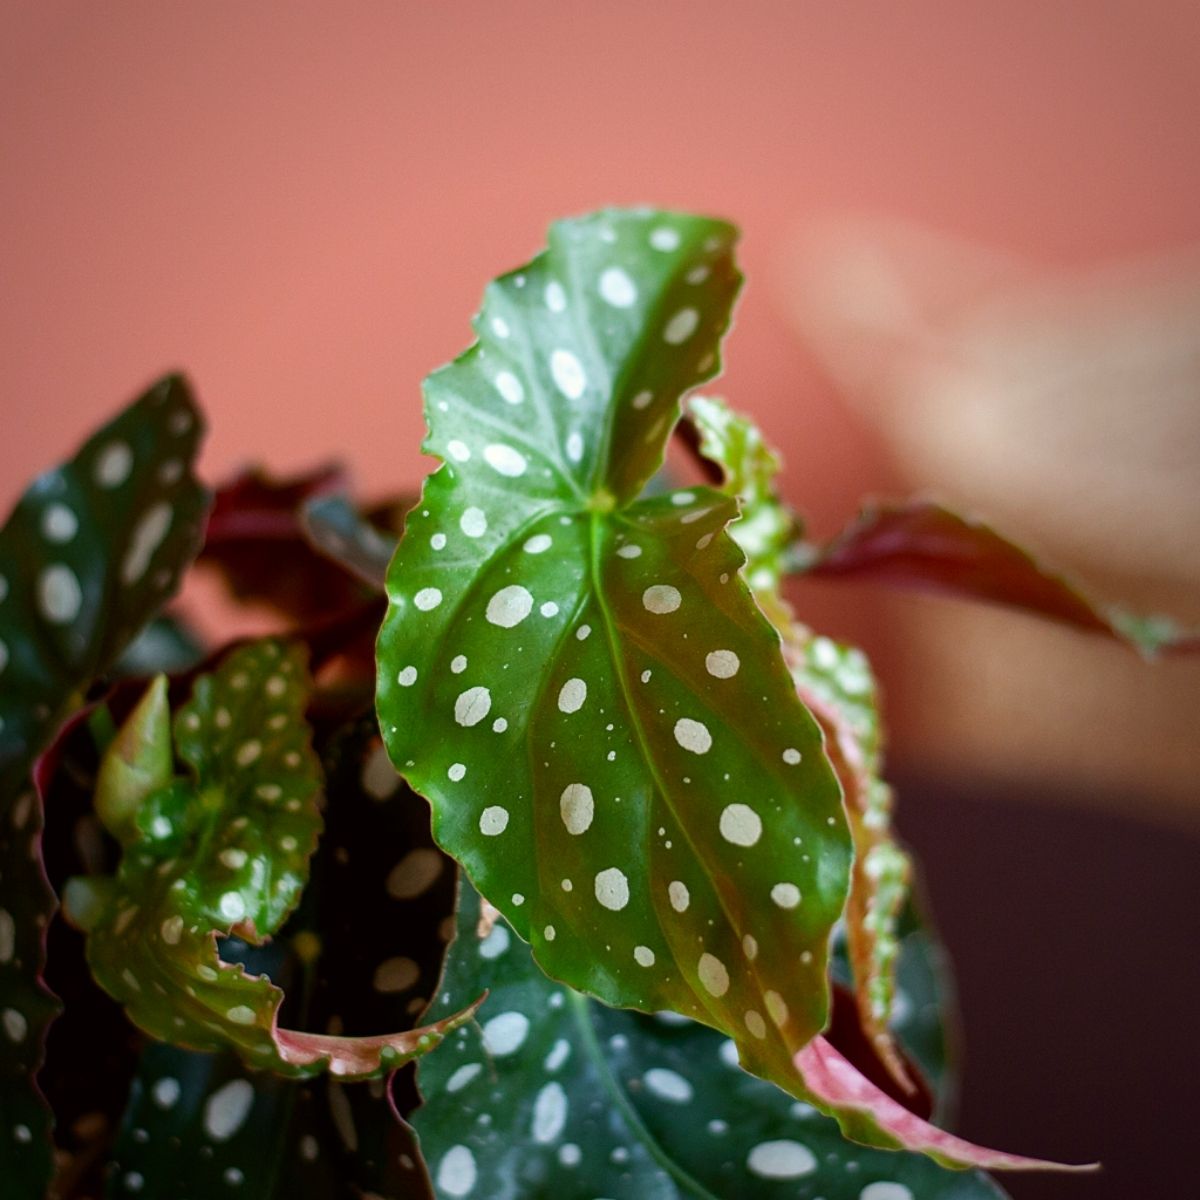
[682,395,1085,1169]
[0,374,208,1193]
[376,208,855,1110]
[413,878,1012,1200]
[104,719,462,1199]
[65,640,479,1080]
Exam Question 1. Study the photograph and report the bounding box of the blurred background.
[3,3,1197,1195]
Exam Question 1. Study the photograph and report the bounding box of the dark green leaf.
[0,373,208,1194]
[67,640,477,1078]
[414,879,1010,1200]
[794,499,1199,657]
[377,208,853,1115]
[104,715,460,1199]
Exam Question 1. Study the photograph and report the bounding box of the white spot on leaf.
[494,371,524,405]
[460,507,487,537]
[705,649,740,678]
[663,307,700,345]
[203,1079,254,1141]
[483,444,527,477]
[644,1067,693,1102]
[550,349,586,400]
[482,1011,529,1056]
[594,867,630,911]
[559,783,594,835]
[698,952,729,997]
[532,1081,568,1143]
[37,565,82,624]
[598,266,637,307]
[479,805,509,835]
[719,803,762,846]
[436,1145,477,1197]
[673,718,712,755]
[557,678,587,714]
[486,585,533,628]
[454,686,492,727]
[121,502,172,584]
[746,1139,817,1179]
[642,584,681,614]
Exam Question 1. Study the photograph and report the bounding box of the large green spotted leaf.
[413,879,1009,1200]
[0,374,208,1194]
[377,209,852,1104]
[67,640,477,1079]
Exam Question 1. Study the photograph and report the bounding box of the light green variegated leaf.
[67,640,476,1079]
[685,394,799,616]
[377,209,852,1107]
[0,374,208,1195]
[414,879,1009,1200]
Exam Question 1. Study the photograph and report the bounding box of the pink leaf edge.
[271,991,486,1079]
[795,1036,1099,1173]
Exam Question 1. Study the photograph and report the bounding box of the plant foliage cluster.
[3,208,1191,1198]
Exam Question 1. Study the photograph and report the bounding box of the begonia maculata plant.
[3,208,1193,1199]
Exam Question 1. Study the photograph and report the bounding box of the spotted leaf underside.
[377,209,855,1113]
[414,879,1010,1200]
[105,719,461,1198]
[797,499,1199,656]
[0,375,208,1193]
[66,640,477,1080]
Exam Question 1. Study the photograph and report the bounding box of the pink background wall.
[4,1,1199,816]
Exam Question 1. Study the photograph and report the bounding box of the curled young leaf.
[0,373,208,1192]
[794,499,1199,657]
[685,394,800,616]
[377,209,852,1105]
[414,879,1011,1200]
[67,640,477,1079]
[793,1036,1094,1174]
